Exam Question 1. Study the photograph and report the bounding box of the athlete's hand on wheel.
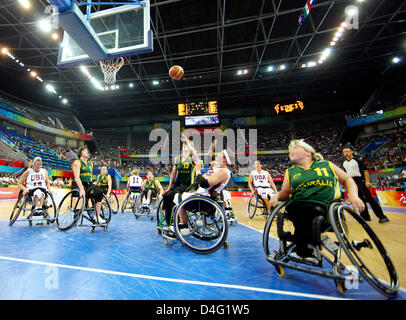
[348,194,365,213]
[269,195,279,208]
[79,188,86,198]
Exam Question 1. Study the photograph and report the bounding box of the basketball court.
[0,196,405,300]
[0,0,405,306]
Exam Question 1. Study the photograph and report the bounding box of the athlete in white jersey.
[127,169,143,200]
[18,157,52,214]
[249,160,278,212]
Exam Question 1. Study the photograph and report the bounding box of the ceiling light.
[279,64,286,70]
[18,0,31,9]
[1,47,9,55]
[129,83,134,88]
[392,57,401,64]
[45,84,56,94]
[152,80,159,85]
[346,6,358,17]
[30,71,37,77]
[38,19,52,33]
[307,61,317,67]
[267,66,274,72]
[51,32,59,40]
[62,98,68,104]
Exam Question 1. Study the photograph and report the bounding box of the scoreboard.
[178,101,218,116]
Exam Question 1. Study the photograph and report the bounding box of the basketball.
[169,65,184,80]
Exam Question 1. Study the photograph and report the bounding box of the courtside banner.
[0,187,20,200]
[376,191,406,207]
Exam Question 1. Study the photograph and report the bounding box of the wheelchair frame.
[247,190,268,219]
[121,190,141,213]
[9,187,56,227]
[156,195,230,254]
[263,201,399,298]
[55,189,112,232]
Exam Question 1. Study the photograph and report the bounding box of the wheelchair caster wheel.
[157,229,162,235]
[224,241,230,249]
[163,238,168,245]
[90,227,95,233]
[275,265,285,278]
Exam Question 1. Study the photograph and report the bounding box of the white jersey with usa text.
[26,168,47,189]
[128,175,143,188]
[197,167,231,196]
[251,170,271,188]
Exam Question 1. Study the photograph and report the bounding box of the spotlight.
[38,19,52,33]
[30,71,37,78]
[51,33,59,40]
[1,47,9,55]
[267,66,275,72]
[392,57,401,64]
[152,80,159,85]
[279,64,286,70]
[18,0,31,9]
[62,98,68,104]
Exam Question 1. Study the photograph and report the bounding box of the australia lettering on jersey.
[293,179,333,192]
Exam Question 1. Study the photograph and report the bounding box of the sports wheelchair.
[263,201,399,298]
[55,189,112,232]
[247,189,269,219]
[108,191,120,214]
[156,194,230,254]
[121,189,141,214]
[133,191,160,221]
[9,187,56,227]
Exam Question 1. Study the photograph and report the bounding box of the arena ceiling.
[0,0,405,128]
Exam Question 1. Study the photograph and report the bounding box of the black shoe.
[379,217,390,224]
[361,215,371,222]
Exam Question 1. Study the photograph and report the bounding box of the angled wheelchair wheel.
[173,196,229,254]
[329,202,399,298]
[9,193,28,226]
[121,192,130,213]
[100,194,112,223]
[109,191,119,214]
[133,193,143,216]
[156,198,167,228]
[43,190,57,224]
[263,202,291,257]
[56,189,84,231]
[248,193,266,219]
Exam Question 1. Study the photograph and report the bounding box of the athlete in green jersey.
[141,171,163,206]
[270,140,364,259]
[72,146,106,224]
[96,166,112,196]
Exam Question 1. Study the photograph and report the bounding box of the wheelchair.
[9,187,56,227]
[108,191,120,214]
[55,189,112,232]
[120,189,141,214]
[247,189,269,219]
[263,201,399,298]
[134,192,159,221]
[156,194,230,254]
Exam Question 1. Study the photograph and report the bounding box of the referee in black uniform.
[342,147,389,223]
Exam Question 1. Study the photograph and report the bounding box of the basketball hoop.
[98,57,125,85]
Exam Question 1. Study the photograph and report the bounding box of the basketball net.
[98,57,125,85]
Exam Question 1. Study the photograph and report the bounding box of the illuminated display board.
[274,100,304,114]
[178,101,218,116]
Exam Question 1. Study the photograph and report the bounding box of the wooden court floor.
[0,196,405,289]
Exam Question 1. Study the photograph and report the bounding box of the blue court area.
[0,213,404,300]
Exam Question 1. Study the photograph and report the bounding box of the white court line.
[0,255,348,300]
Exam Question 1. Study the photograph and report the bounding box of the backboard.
[57,1,153,66]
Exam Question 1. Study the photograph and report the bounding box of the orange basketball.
[169,65,184,80]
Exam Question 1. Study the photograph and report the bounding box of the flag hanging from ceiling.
[298,0,316,27]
